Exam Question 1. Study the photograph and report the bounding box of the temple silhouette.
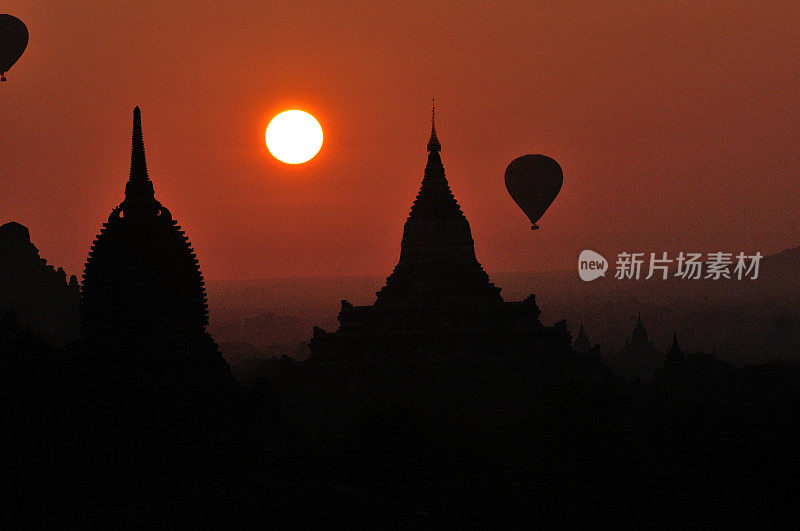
[605,313,664,381]
[573,323,590,355]
[79,107,229,380]
[0,222,79,344]
[311,110,579,363]
[664,331,684,370]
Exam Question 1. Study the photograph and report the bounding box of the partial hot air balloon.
[0,14,29,82]
[504,154,563,230]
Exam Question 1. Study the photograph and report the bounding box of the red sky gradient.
[2,1,799,280]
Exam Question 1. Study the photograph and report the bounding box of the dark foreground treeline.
[3,313,800,526]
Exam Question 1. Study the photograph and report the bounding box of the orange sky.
[2,1,799,280]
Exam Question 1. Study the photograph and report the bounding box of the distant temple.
[605,313,664,381]
[574,324,590,355]
[0,222,79,344]
[310,110,576,362]
[663,331,686,372]
[80,108,214,352]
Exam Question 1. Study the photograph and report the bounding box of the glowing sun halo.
[265,110,323,164]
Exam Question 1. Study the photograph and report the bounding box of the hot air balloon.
[504,154,563,230]
[0,14,29,82]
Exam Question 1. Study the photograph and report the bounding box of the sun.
[265,110,323,164]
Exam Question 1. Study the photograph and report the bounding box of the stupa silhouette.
[606,313,664,381]
[80,108,212,347]
[311,109,574,361]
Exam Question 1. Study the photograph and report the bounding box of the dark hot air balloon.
[504,154,563,230]
[0,14,29,82]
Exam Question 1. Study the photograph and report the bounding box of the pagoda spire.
[427,98,440,153]
[669,331,682,358]
[574,323,590,354]
[129,106,149,182]
[409,101,460,218]
[374,102,501,306]
[123,107,157,210]
[664,330,686,372]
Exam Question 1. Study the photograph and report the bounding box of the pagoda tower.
[374,107,502,311]
[607,313,664,381]
[663,331,685,371]
[574,324,590,354]
[311,108,573,361]
[80,108,209,342]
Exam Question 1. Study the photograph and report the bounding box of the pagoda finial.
[123,106,157,209]
[129,106,149,182]
[427,98,441,152]
[667,330,684,363]
[670,331,681,353]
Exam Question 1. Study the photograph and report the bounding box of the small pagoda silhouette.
[311,108,575,362]
[605,313,665,381]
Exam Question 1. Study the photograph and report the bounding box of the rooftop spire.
[374,98,501,307]
[129,106,149,182]
[411,98,459,218]
[669,331,682,357]
[427,98,440,152]
[123,106,157,211]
